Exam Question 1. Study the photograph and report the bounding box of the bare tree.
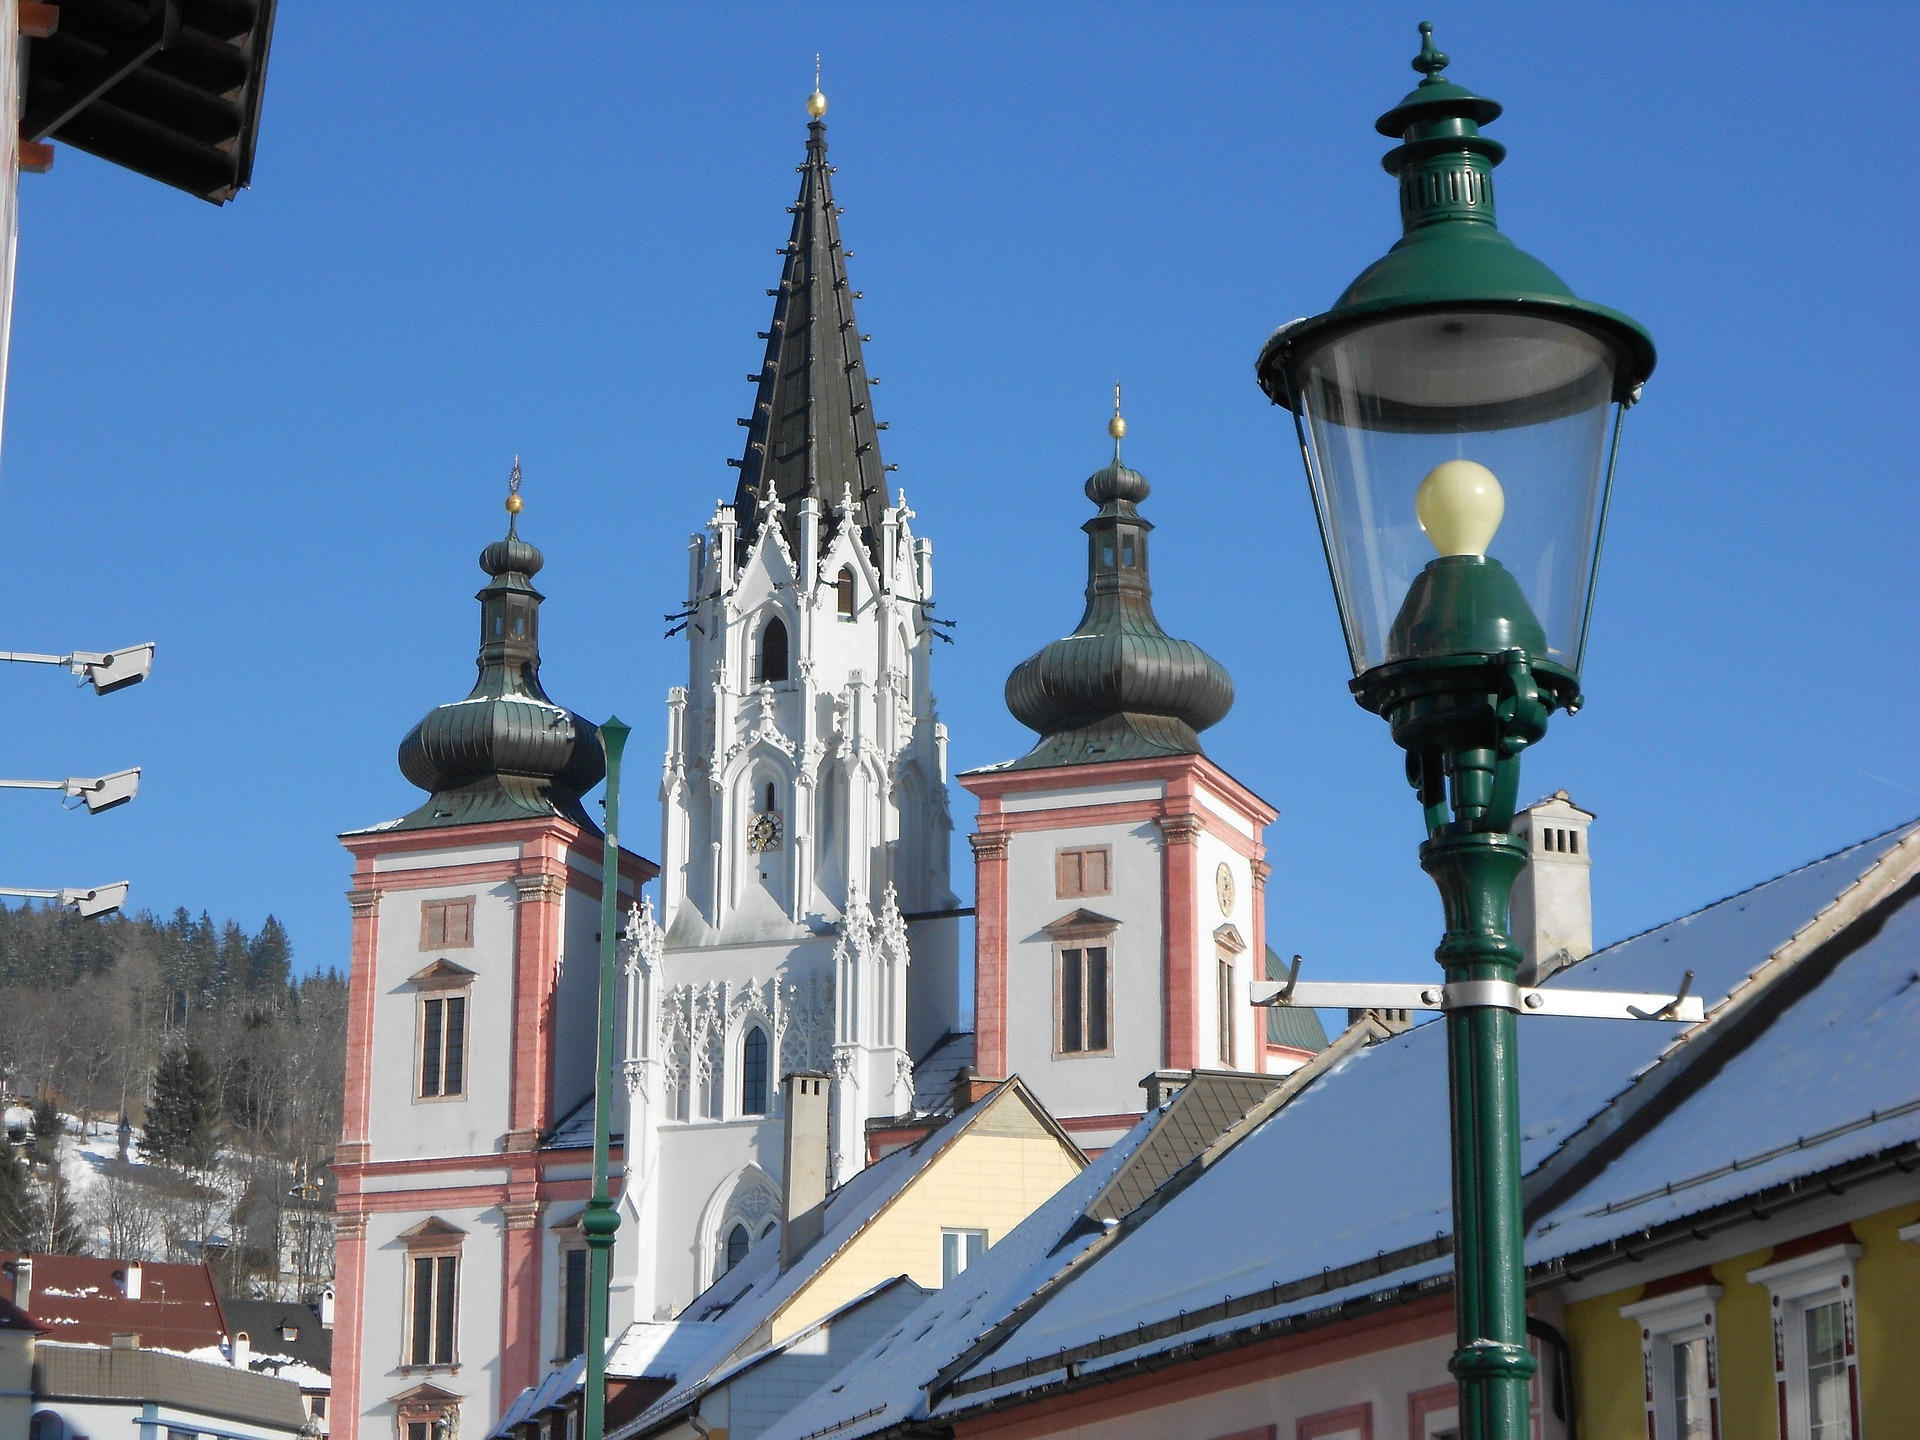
[82,1166,165,1260]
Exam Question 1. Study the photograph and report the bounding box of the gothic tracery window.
[757,617,789,682]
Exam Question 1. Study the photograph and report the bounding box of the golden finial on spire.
[1108,381,1127,449]
[505,454,524,518]
[807,55,828,118]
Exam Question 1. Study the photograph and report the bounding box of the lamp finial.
[505,455,524,530]
[1412,21,1449,81]
[808,55,827,118]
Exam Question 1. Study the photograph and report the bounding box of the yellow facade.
[770,1096,1083,1344]
[1566,1200,1920,1438]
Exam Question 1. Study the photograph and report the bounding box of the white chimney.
[125,1261,142,1300]
[319,1284,335,1328]
[780,1072,831,1271]
[1510,791,1594,985]
[14,1257,30,1309]
[232,1330,251,1369]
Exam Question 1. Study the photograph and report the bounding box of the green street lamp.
[1256,24,1655,1440]
[584,715,630,1440]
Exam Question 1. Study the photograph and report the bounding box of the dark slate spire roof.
[1003,411,1233,769]
[731,95,890,567]
[393,475,606,831]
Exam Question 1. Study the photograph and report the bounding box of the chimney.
[110,1332,140,1350]
[232,1330,251,1369]
[13,1257,30,1310]
[1509,792,1594,985]
[780,1072,831,1271]
[947,1067,999,1114]
[125,1261,142,1300]
[319,1284,335,1328]
[1139,1071,1190,1110]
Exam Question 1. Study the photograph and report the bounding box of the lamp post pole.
[583,715,630,1440]
[1256,25,1655,1440]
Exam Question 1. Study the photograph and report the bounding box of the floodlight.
[0,642,155,694]
[0,881,130,918]
[0,767,142,814]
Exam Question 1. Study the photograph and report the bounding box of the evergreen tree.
[142,1043,219,1170]
[245,917,293,994]
[27,1098,60,1162]
[0,1134,41,1250]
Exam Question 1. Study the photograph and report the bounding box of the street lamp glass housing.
[1289,309,1623,676]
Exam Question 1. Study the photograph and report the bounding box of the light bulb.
[1416,459,1505,557]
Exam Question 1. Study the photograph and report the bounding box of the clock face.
[748,811,782,853]
[1215,862,1235,916]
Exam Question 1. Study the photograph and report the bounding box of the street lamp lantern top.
[1257,23,1655,686]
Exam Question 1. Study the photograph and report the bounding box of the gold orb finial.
[807,54,827,117]
[505,455,524,517]
[1108,381,1127,441]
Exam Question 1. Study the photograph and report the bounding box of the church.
[328,79,1316,1440]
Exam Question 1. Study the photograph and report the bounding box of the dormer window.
[756,618,790,683]
[836,566,856,617]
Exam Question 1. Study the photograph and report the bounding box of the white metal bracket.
[1252,955,1702,1023]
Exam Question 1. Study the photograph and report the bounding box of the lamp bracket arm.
[1251,973,1705,1024]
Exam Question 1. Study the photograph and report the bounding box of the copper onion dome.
[394,467,606,830]
[1003,402,1233,769]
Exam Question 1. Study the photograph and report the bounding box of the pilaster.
[507,871,566,1150]
[970,830,1011,1078]
[1158,812,1204,1068]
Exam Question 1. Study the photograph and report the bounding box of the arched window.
[757,618,789,682]
[836,566,856,616]
[741,1026,770,1116]
[763,782,777,812]
[725,1223,750,1272]
[760,1219,778,1240]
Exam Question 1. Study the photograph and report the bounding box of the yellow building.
[1535,825,1920,1440]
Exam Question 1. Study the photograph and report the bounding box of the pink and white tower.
[962,406,1319,1154]
[614,87,962,1324]
[333,478,653,1440]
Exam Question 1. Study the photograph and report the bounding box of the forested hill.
[0,904,345,1174]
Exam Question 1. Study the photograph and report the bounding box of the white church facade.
[330,85,1312,1440]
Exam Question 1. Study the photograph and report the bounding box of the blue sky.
[0,6,1911,998]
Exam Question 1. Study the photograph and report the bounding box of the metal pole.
[583,715,629,1440]
[1422,828,1536,1439]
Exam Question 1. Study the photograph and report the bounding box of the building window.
[1057,942,1111,1055]
[1749,1238,1863,1440]
[725,1223,750,1272]
[756,617,789,682]
[1622,1283,1721,1440]
[560,1245,588,1360]
[407,1251,458,1366]
[420,897,474,949]
[942,1228,987,1284]
[1055,846,1111,898]
[1218,956,1237,1067]
[741,1026,770,1116]
[418,993,468,1099]
[836,566,856,616]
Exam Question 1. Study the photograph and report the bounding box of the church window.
[420,898,474,949]
[760,1220,778,1240]
[417,993,468,1099]
[725,1223,750,1272]
[1121,536,1136,568]
[836,566,856,616]
[1055,846,1111,899]
[1099,537,1117,569]
[559,1245,588,1360]
[741,1026,770,1116]
[1057,942,1111,1056]
[1218,956,1237,1067]
[756,617,790,683]
[405,1250,458,1366]
[941,1228,987,1284]
[764,781,777,811]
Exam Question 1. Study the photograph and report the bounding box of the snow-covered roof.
[755,818,1920,1439]
[753,1113,1160,1440]
[908,1031,974,1116]
[610,1078,1075,1439]
[494,1355,584,1434]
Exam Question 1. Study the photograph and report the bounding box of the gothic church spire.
[732,82,891,567]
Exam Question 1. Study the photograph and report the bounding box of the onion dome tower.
[395,462,606,829]
[1004,394,1234,768]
